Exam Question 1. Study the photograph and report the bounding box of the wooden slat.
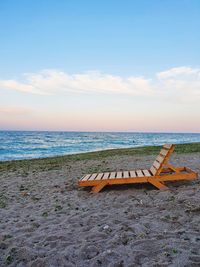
[116,171,123,178]
[130,170,136,177]
[156,155,165,164]
[102,172,110,180]
[136,170,144,177]
[109,172,116,179]
[123,171,129,178]
[79,168,197,192]
[163,144,172,150]
[81,174,91,181]
[157,144,174,175]
[88,173,98,181]
[160,149,168,156]
[143,170,151,177]
[80,175,148,187]
[153,160,161,170]
[150,144,173,176]
[150,166,157,175]
[95,173,104,180]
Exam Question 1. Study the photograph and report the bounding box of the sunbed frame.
[78,144,198,193]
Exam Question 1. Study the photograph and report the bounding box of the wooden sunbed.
[78,144,198,193]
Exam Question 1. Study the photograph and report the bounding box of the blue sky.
[1,0,200,76]
[0,0,200,132]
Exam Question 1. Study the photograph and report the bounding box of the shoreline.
[0,142,200,165]
[1,131,200,162]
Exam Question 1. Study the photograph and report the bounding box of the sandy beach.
[0,144,200,267]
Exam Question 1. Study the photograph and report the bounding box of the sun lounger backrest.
[150,144,174,175]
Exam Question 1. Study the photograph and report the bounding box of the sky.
[0,0,200,132]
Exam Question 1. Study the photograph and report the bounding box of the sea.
[0,131,200,161]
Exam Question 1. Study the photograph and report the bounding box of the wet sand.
[0,149,200,266]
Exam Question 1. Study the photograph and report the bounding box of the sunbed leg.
[91,182,107,193]
[165,163,180,173]
[148,178,168,190]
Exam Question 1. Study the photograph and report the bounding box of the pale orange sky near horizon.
[1,67,200,133]
[1,70,200,133]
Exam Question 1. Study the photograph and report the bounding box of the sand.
[0,151,200,267]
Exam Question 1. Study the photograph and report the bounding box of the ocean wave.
[0,131,200,161]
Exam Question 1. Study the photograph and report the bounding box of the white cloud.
[0,69,153,96]
[0,80,40,94]
[0,66,200,102]
[156,66,200,102]
[157,66,200,79]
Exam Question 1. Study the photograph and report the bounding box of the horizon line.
[0,129,200,134]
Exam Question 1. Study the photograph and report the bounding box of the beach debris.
[21,192,30,197]
[163,251,170,257]
[106,249,112,254]
[19,183,31,197]
[102,224,112,233]
[103,225,110,230]
[5,254,13,265]
[172,248,178,254]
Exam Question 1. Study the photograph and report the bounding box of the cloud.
[0,69,153,96]
[157,66,200,79]
[156,66,200,102]
[0,66,200,102]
